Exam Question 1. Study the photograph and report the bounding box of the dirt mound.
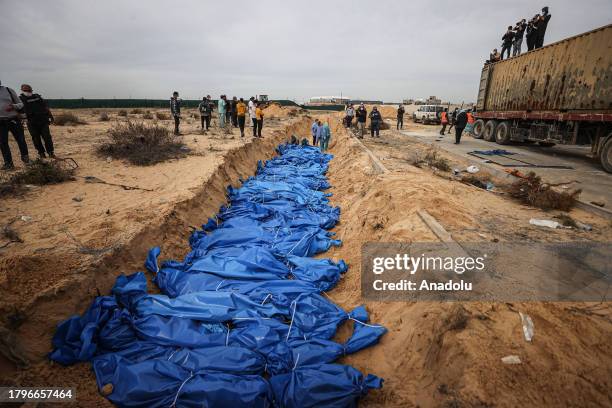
[363,104,399,118]
[263,103,300,119]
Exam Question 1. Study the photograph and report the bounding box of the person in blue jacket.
[311,119,320,145]
[319,122,331,152]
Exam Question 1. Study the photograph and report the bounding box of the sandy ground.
[1,106,610,407]
[322,115,612,407]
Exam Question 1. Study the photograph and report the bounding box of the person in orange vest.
[439,108,449,135]
[465,109,476,135]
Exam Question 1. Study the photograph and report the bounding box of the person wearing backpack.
[0,80,30,170]
[19,84,55,159]
[198,96,213,131]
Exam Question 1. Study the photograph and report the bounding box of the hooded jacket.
[0,86,23,120]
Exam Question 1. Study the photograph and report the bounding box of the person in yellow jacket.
[236,98,247,137]
[254,103,264,138]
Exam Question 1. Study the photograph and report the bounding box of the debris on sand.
[96,121,187,166]
[506,172,581,211]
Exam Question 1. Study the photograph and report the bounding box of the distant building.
[350,99,384,105]
[426,96,442,105]
[402,98,415,105]
[307,96,350,105]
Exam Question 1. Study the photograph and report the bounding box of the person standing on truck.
[236,97,247,137]
[397,104,405,130]
[439,108,449,135]
[170,91,181,135]
[487,48,501,64]
[0,80,29,170]
[356,103,367,138]
[501,26,515,59]
[369,106,382,138]
[19,84,55,159]
[513,19,527,56]
[526,15,539,51]
[535,7,551,49]
[453,109,468,144]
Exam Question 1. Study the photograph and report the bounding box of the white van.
[412,105,444,124]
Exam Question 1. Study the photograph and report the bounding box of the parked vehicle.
[412,105,445,124]
[473,24,612,172]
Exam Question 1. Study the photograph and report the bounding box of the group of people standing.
[488,6,551,63]
[170,93,265,138]
[310,119,332,152]
[343,103,385,138]
[440,107,475,144]
[1,81,55,170]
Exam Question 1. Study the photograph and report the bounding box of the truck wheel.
[600,138,612,173]
[495,121,511,145]
[472,119,485,139]
[483,120,498,142]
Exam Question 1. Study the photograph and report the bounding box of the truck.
[472,24,612,172]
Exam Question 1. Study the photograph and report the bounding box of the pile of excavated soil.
[320,118,612,407]
[362,104,400,119]
[262,103,301,119]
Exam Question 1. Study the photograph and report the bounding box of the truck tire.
[600,138,612,173]
[483,120,498,142]
[472,119,485,139]
[495,121,511,145]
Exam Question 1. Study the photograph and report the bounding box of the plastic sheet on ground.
[51,144,386,407]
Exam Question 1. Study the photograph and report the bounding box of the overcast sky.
[2,0,610,103]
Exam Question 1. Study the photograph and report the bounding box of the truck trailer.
[473,24,612,172]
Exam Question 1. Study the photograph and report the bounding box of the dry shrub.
[143,112,154,119]
[0,160,75,197]
[424,149,451,172]
[54,112,86,126]
[99,112,110,121]
[156,112,170,120]
[117,110,128,117]
[506,172,581,211]
[96,121,187,166]
[130,108,143,114]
